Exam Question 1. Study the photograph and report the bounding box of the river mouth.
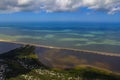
[0,41,120,73]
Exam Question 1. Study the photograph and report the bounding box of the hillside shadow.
[0,45,48,79]
[0,45,120,80]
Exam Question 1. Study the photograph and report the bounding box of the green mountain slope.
[0,45,120,80]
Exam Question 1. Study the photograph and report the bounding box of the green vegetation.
[67,66,120,80]
[0,45,120,80]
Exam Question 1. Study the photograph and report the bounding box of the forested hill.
[0,45,120,80]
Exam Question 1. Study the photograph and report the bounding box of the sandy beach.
[0,40,120,57]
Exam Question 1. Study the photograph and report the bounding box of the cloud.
[0,0,120,14]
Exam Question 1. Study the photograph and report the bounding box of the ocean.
[0,22,120,53]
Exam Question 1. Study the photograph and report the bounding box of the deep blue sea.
[0,22,120,53]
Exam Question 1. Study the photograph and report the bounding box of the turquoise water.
[0,22,120,53]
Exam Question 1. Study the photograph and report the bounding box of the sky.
[0,0,120,22]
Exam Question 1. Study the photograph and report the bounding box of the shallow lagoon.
[0,22,120,53]
[0,41,120,73]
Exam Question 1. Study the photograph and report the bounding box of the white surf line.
[0,40,120,57]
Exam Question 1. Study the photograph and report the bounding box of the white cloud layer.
[0,0,120,14]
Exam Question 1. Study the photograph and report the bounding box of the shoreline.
[1,40,120,74]
[0,40,120,57]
